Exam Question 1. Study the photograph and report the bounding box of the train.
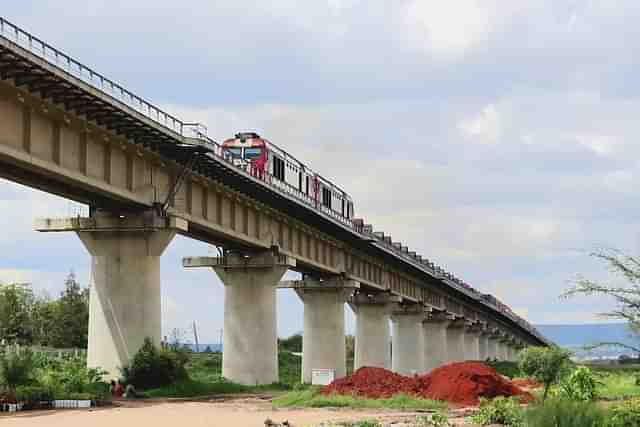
[221,132,355,223]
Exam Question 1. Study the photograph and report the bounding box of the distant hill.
[536,323,640,359]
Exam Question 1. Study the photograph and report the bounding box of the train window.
[245,147,262,159]
[322,187,332,209]
[273,156,285,181]
[227,148,242,158]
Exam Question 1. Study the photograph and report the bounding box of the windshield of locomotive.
[226,147,242,158]
[245,147,263,160]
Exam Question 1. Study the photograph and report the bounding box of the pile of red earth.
[322,362,533,407]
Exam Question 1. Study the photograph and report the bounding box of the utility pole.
[219,328,223,351]
[193,321,200,353]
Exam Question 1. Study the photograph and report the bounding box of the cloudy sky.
[2,1,639,342]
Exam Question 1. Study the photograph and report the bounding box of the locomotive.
[222,132,355,222]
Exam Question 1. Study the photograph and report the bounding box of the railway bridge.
[0,18,548,385]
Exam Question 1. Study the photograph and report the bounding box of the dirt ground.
[0,396,474,427]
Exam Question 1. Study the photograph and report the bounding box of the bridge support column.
[463,323,481,361]
[349,293,399,370]
[183,251,295,385]
[487,332,500,360]
[36,212,187,379]
[391,305,425,375]
[283,278,359,384]
[478,330,490,361]
[498,336,510,361]
[446,318,466,363]
[423,312,449,373]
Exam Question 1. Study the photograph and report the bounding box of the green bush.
[15,385,53,402]
[606,399,640,427]
[0,350,35,390]
[37,355,108,399]
[416,411,451,426]
[525,399,607,427]
[519,346,572,401]
[470,397,525,426]
[486,359,521,378]
[560,366,601,401]
[121,338,189,389]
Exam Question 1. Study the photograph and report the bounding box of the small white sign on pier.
[311,368,336,385]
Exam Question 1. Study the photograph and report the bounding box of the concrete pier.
[391,305,425,375]
[36,212,187,378]
[446,317,467,363]
[478,329,490,361]
[283,278,359,383]
[183,250,295,385]
[423,312,449,373]
[350,293,399,370]
[487,331,500,360]
[463,323,481,361]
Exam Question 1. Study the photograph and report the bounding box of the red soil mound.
[322,362,533,407]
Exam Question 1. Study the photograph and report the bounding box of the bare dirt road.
[0,397,465,427]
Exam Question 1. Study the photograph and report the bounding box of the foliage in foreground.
[272,389,446,411]
[486,359,521,378]
[519,346,572,401]
[0,350,35,391]
[121,338,189,389]
[470,396,525,427]
[559,366,601,401]
[525,399,607,427]
[606,398,640,427]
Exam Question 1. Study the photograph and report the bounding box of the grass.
[273,389,447,411]
[141,351,299,398]
[595,368,640,401]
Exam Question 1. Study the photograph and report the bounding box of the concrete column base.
[285,278,359,384]
[423,313,449,373]
[391,306,425,375]
[446,318,466,363]
[463,325,481,361]
[349,293,400,370]
[487,336,500,360]
[184,251,295,385]
[478,334,490,361]
[36,212,187,379]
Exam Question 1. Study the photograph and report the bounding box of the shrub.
[0,350,35,390]
[37,355,108,399]
[606,398,640,427]
[121,338,189,389]
[416,411,451,426]
[470,397,525,427]
[560,366,601,401]
[519,346,572,401]
[15,385,53,403]
[525,399,607,427]
[486,359,521,378]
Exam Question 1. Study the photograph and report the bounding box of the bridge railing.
[0,17,185,135]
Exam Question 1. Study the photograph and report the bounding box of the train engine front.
[222,132,268,178]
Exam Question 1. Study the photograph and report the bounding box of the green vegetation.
[487,359,522,378]
[559,366,601,401]
[0,351,109,402]
[415,411,451,426]
[272,388,446,410]
[525,399,607,427]
[0,274,89,348]
[519,346,572,401]
[121,338,189,389]
[606,398,640,426]
[470,397,525,427]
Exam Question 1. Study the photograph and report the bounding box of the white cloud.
[458,103,502,144]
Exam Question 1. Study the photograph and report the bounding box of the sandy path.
[0,398,440,427]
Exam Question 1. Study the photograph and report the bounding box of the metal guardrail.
[0,17,185,135]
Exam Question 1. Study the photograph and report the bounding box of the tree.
[563,249,640,353]
[519,346,572,401]
[0,283,36,345]
[279,333,302,353]
[47,272,90,348]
